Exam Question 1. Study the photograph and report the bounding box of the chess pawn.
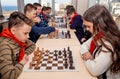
[37,60,41,65]
[48,56,51,61]
[42,48,44,52]
[34,64,40,70]
[54,29,59,38]
[47,33,52,39]
[29,62,33,69]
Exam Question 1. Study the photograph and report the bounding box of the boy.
[24,4,56,42]
[0,12,35,79]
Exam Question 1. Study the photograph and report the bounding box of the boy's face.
[26,9,37,20]
[36,6,42,15]
[11,23,31,43]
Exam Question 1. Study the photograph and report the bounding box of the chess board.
[47,30,71,39]
[24,47,78,72]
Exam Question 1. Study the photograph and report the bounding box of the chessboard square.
[42,60,48,63]
[52,63,58,66]
[53,56,56,59]
[41,63,47,66]
[43,56,48,59]
[49,56,53,59]
[47,61,52,63]
[47,63,52,66]
[58,58,63,61]
[44,54,49,56]
[52,67,57,70]
[58,56,62,58]
[58,61,63,63]
[58,66,63,70]
[58,63,63,66]
[49,52,54,54]
[43,59,48,61]
[46,66,52,70]
[40,66,46,70]
[52,61,58,63]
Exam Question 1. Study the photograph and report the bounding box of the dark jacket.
[29,22,55,43]
[70,15,84,42]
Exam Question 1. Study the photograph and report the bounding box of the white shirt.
[80,37,120,79]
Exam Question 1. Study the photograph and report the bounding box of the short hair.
[33,3,41,7]
[65,5,74,11]
[8,11,34,29]
[46,7,51,10]
[24,3,37,14]
[66,7,76,15]
[42,6,52,11]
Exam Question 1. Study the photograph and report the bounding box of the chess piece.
[58,50,62,55]
[67,46,70,51]
[64,62,68,69]
[34,64,40,70]
[69,63,75,69]
[29,62,33,69]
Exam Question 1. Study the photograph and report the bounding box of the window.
[1,0,18,17]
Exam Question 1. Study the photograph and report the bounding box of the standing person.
[80,5,120,79]
[66,7,85,43]
[0,12,35,79]
[24,4,56,42]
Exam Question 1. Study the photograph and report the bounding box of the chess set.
[25,47,78,72]
[47,30,71,39]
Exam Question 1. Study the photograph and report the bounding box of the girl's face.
[11,23,31,43]
[83,19,94,34]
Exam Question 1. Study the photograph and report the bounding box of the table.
[18,29,97,79]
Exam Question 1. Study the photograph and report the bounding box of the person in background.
[66,6,85,43]
[0,12,35,79]
[24,4,56,42]
[80,5,120,79]
[46,7,52,21]
[33,3,42,15]
[0,15,5,22]
[39,6,51,27]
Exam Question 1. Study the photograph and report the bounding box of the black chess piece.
[67,46,70,51]
[64,61,68,69]
[63,48,66,53]
[62,31,64,35]
[58,50,62,55]
[65,33,67,38]
[69,63,75,69]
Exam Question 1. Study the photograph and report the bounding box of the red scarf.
[69,13,78,24]
[90,32,104,55]
[0,29,27,62]
[41,12,47,21]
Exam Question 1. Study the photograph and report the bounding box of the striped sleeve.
[25,40,36,55]
[0,43,24,79]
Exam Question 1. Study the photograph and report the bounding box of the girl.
[0,12,35,79]
[80,5,120,79]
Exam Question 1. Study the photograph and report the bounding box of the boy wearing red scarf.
[67,7,85,43]
[0,12,35,79]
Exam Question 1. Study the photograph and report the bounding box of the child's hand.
[33,17,41,23]
[82,52,93,61]
[20,54,29,65]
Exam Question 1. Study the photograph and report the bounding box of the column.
[88,0,96,8]
[52,0,55,15]
[17,0,24,13]
[0,0,2,15]
[38,0,41,4]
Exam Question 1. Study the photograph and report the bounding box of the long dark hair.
[83,5,120,73]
